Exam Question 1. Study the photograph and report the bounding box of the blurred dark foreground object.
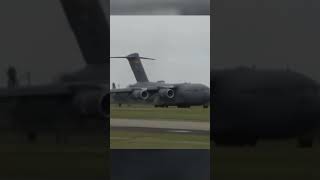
[111,150,210,180]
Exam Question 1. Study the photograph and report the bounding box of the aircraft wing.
[110,85,176,94]
[0,85,72,99]
[110,88,134,93]
[157,85,176,89]
[110,87,153,94]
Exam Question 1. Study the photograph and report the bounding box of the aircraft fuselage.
[212,67,320,146]
[111,82,210,107]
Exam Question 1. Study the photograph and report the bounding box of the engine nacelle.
[73,90,108,118]
[132,89,149,100]
[158,88,175,99]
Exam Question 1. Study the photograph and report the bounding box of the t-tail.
[59,0,109,82]
[110,53,155,83]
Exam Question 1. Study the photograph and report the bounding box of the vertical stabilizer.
[126,53,149,83]
[110,53,155,83]
[60,0,109,65]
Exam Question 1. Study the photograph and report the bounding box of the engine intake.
[132,89,149,100]
[73,90,109,118]
[158,88,175,99]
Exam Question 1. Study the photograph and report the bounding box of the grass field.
[111,130,209,149]
[213,140,320,180]
[110,104,210,149]
[110,104,210,122]
[0,143,108,180]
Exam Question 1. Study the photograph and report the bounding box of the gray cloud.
[110,0,210,15]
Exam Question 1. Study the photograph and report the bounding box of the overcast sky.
[110,16,210,88]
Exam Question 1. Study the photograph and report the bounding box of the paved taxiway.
[110,118,210,135]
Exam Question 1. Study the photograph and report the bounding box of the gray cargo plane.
[212,67,320,147]
[0,0,108,142]
[110,53,210,108]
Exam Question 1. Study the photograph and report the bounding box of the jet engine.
[132,89,149,100]
[73,90,109,118]
[158,88,175,99]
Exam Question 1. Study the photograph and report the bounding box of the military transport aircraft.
[0,0,108,142]
[110,53,210,108]
[212,67,320,147]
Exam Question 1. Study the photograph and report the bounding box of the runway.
[110,118,210,135]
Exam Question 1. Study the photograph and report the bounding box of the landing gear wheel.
[297,136,313,148]
[27,132,37,143]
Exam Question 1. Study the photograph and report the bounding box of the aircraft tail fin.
[60,0,108,65]
[110,53,155,83]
